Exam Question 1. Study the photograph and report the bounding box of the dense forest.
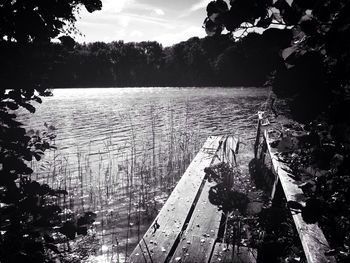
[1,32,285,88]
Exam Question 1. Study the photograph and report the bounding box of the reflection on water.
[19,87,268,262]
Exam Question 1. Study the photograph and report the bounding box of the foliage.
[271,121,350,261]
[0,0,102,44]
[1,0,101,262]
[204,0,350,259]
[204,0,350,123]
[252,202,306,263]
[205,162,250,213]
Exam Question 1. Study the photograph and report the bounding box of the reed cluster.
[30,104,203,262]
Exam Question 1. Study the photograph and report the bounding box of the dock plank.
[170,135,238,263]
[127,136,223,263]
[169,179,221,263]
[264,130,336,263]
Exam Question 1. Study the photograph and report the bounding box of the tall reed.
[30,103,203,262]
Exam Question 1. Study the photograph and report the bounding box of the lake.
[20,87,268,262]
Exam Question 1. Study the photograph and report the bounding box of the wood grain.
[127,136,223,263]
[264,130,336,263]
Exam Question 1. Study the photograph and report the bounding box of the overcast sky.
[75,0,211,47]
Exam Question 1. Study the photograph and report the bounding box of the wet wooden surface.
[128,135,248,263]
[127,136,223,263]
[170,136,238,263]
[264,130,336,263]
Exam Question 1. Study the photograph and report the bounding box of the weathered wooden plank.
[127,136,223,263]
[264,130,336,263]
[169,135,238,263]
[210,244,257,263]
[169,179,221,263]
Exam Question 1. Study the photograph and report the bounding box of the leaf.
[40,184,51,195]
[299,14,318,35]
[77,226,88,235]
[83,0,102,13]
[6,101,19,110]
[282,46,298,63]
[274,0,301,25]
[24,167,33,175]
[33,96,42,104]
[21,103,36,113]
[287,200,303,210]
[298,181,316,193]
[207,0,228,17]
[60,221,77,240]
[204,18,224,36]
[33,152,42,161]
[256,16,272,28]
[262,28,293,49]
[272,12,284,23]
[301,198,322,223]
[58,36,76,49]
[46,243,60,254]
[35,149,45,155]
[24,181,41,195]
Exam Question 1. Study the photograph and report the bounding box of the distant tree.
[0,1,102,262]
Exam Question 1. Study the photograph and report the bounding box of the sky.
[75,0,212,47]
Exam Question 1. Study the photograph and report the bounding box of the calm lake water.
[20,87,268,262]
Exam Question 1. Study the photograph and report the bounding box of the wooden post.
[254,111,264,159]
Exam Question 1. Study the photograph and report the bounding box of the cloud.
[78,12,169,28]
[154,8,165,16]
[102,0,134,14]
[129,30,144,38]
[74,0,208,46]
[118,16,131,27]
[180,0,210,18]
[190,0,210,12]
[154,26,206,47]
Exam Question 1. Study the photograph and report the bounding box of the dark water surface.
[20,87,268,262]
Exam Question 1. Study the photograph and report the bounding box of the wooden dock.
[127,135,256,263]
[259,130,336,263]
[128,113,337,263]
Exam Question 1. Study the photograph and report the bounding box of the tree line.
[1,32,287,89]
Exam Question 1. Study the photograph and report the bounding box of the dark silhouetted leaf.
[60,221,77,240]
[287,200,303,210]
